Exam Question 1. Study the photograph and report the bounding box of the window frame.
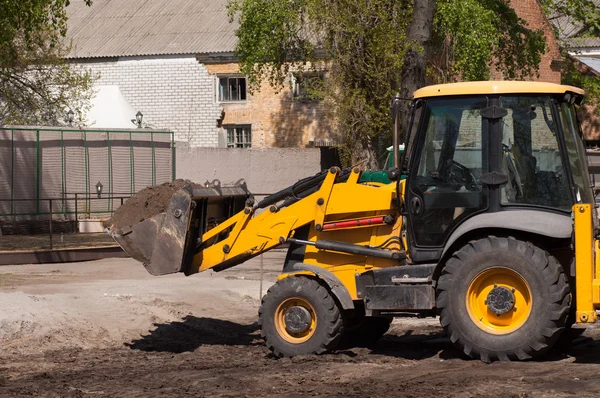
[496,95,573,211]
[291,72,325,102]
[217,76,248,103]
[225,124,252,148]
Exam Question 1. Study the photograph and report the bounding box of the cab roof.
[413,81,585,99]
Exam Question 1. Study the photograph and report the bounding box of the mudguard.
[285,263,355,310]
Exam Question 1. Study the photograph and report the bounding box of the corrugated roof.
[550,0,600,49]
[66,0,238,59]
[576,57,600,74]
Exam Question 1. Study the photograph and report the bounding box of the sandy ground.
[0,252,600,397]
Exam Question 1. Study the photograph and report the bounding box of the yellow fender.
[279,263,355,310]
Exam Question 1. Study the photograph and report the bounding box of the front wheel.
[436,237,570,362]
[259,276,343,357]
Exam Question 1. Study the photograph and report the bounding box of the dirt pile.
[105,179,198,230]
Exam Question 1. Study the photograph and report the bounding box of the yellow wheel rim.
[275,297,317,344]
[466,267,532,335]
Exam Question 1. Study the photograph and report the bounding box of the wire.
[371,236,401,249]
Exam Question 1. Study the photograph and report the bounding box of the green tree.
[0,0,95,126]
[229,0,547,165]
[541,0,600,114]
[433,0,546,82]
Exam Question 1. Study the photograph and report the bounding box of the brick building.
[66,0,328,148]
[508,0,562,84]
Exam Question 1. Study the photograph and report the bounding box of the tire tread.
[258,276,343,357]
[436,237,570,362]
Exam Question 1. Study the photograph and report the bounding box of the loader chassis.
[109,81,600,362]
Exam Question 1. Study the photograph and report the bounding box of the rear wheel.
[259,276,343,357]
[436,237,570,362]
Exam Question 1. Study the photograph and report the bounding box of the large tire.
[259,276,343,357]
[436,237,570,362]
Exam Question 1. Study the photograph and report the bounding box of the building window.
[226,125,252,148]
[292,73,324,101]
[219,77,247,102]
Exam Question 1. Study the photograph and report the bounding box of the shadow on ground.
[559,334,600,364]
[366,329,462,361]
[368,328,600,363]
[127,315,600,364]
[126,316,261,353]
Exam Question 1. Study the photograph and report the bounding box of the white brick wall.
[77,56,222,146]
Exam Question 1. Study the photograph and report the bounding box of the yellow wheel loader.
[108,81,600,362]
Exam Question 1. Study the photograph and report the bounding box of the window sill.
[219,100,248,105]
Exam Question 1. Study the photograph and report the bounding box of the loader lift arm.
[110,166,404,278]
[187,167,402,275]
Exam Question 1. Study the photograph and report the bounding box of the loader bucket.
[107,180,251,276]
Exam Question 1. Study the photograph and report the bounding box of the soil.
[1,253,600,397]
[105,179,198,230]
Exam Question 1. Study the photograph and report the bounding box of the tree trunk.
[399,0,437,158]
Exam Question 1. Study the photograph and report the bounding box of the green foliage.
[228,0,314,92]
[540,1,600,114]
[314,0,409,165]
[230,0,550,163]
[229,0,409,165]
[434,0,546,82]
[0,0,95,125]
[434,0,497,81]
[541,0,600,38]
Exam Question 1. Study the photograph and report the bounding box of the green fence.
[0,126,175,217]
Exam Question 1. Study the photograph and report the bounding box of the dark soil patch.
[105,180,199,230]
[2,329,600,398]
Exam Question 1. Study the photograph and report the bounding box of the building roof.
[413,81,585,99]
[576,57,600,75]
[66,0,237,59]
[550,1,600,49]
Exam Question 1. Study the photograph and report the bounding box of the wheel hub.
[486,285,515,315]
[284,306,313,334]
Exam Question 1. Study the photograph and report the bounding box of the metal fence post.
[171,132,176,181]
[49,199,53,250]
[36,129,40,214]
[151,131,156,186]
[61,129,66,214]
[129,131,134,195]
[10,129,14,215]
[84,130,89,215]
[107,131,112,213]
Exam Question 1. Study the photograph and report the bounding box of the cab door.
[405,97,489,260]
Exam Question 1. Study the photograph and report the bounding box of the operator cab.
[401,82,593,262]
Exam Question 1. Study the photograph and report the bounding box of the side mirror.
[388,167,401,182]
